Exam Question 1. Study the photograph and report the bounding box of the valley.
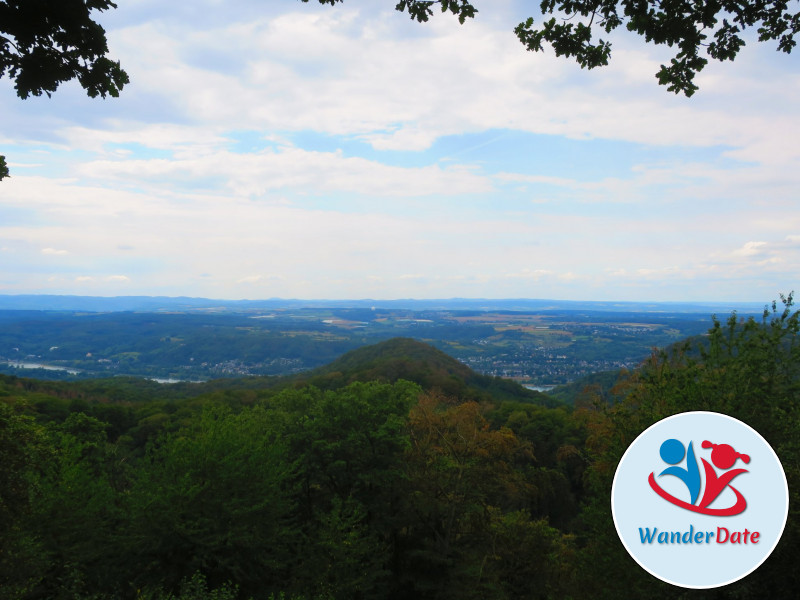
[0,299,753,386]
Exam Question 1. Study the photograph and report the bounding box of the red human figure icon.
[698,441,750,511]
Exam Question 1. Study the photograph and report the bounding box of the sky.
[0,0,798,303]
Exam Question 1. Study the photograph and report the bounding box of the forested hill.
[300,337,554,405]
[0,337,552,408]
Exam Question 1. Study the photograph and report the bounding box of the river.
[3,361,82,375]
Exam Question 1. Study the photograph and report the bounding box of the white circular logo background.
[611,411,788,588]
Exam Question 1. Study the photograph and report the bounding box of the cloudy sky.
[1,0,798,302]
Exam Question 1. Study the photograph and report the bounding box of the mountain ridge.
[0,294,765,314]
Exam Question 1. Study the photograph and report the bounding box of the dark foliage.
[0,0,128,179]
[0,0,127,99]
[308,0,800,96]
[0,296,798,598]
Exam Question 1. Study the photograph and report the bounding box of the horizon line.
[0,292,771,307]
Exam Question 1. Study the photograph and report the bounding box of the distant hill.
[300,337,556,406]
[190,337,555,405]
[0,337,556,408]
[0,293,765,314]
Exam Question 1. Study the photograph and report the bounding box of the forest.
[0,297,798,599]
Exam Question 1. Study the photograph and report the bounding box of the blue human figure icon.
[658,438,701,505]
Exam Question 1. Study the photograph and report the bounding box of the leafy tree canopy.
[0,0,128,181]
[307,0,800,97]
[0,0,128,98]
[0,0,127,99]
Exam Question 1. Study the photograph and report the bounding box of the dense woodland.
[1,297,798,599]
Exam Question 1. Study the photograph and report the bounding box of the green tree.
[0,400,52,597]
[127,403,292,596]
[271,380,419,598]
[0,0,127,99]
[0,0,128,180]
[307,0,800,96]
[29,412,129,599]
[480,509,576,600]
[575,294,800,598]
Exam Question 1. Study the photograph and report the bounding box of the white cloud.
[89,5,799,159]
[60,123,228,156]
[76,146,493,198]
[733,242,768,257]
[503,269,552,280]
[0,2,798,302]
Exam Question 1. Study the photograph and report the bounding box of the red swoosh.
[648,472,747,516]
